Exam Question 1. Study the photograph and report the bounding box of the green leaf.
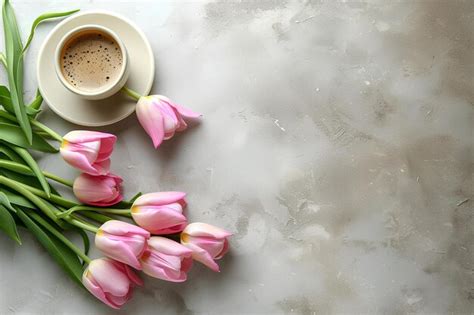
[27,89,42,116]
[77,228,90,257]
[29,89,42,109]
[28,106,41,117]
[10,146,50,197]
[16,208,83,285]
[0,85,12,113]
[0,168,42,188]
[2,0,32,144]
[0,158,32,175]
[0,170,63,209]
[60,221,90,259]
[0,52,6,68]
[0,116,12,124]
[0,91,38,116]
[0,204,21,244]
[23,9,79,53]
[0,143,22,162]
[0,168,60,198]
[71,226,91,265]
[0,190,15,212]
[0,188,34,208]
[0,123,57,152]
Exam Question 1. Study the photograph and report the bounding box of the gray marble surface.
[0,0,473,314]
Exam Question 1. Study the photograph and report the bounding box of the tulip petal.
[183,222,232,239]
[215,238,230,260]
[159,95,202,119]
[73,174,122,205]
[174,112,188,132]
[140,238,192,282]
[155,101,179,136]
[133,191,186,207]
[147,237,192,257]
[67,140,101,162]
[132,204,187,234]
[183,242,220,272]
[136,97,165,148]
[96,137,116,162]
[83,258,140,309]
[63,130,116,144]
[185,236,225,258]
[93,159,112,176]
[106,292,132,307]
[74,176,114,202]
[173,104,202,119]
[142,262,187,282]
[87,259,131,297]
[83,272,121,309]
[61,131,116,174]
[95,236,143,270]
[60,146,101,175]
[181,256,193,273]
[119,263,144,286]
[100,220,150,238]
[95,222,149,270]
[73,174,123,206]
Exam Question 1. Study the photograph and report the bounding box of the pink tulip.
[181,222,232,272]
[60,130,116,175]
[136,95,201,148]
[140,237,193,282]
[131,191,188,234]
[95,220,150,270]
[82,258,142,309]
[73,173,123,206]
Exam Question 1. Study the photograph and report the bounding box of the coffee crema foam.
[60,31,122,92]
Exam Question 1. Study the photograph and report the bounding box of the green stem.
[0,175,60,224]
[59,205,131,218]
[0,160,73,187]
[15,180,77,208]
[0,159,31,175]
[30,119,63,142]
[35,131,54,139]
[67,217,99,233]
[0,52,6,68]
[28,211,91,264]
[0,110,62,142]
[0,109,17,122]
[79,211,113,224]
[43,171,73,187]
[121,86,142,101]
[127,191,142,204]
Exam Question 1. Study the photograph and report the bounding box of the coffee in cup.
[60,31,122,92]
[55,25,129,100]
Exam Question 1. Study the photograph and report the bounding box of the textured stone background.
[0,0,473,314]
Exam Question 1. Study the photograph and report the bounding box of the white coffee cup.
[54,24,130,100]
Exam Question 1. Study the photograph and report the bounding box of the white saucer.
[37,11,155,126]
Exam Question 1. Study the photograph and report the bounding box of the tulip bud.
[60,130,116,175]
[73,173,123,206]
[95,220,150,270]
[140,237,193,282]
[136,95,201,148]
[181,222,232,272]
[131,191,187,234]
[82,258,142,309]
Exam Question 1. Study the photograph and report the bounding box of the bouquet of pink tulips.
[0,1,231,309]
